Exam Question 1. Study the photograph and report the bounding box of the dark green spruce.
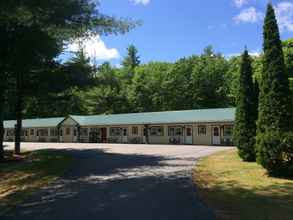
[256,4,293,176]
[122,45,141,70]
[234,49,258,162]
[122,45,141,80]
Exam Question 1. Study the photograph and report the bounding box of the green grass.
[0,149,72,215]
[193,149,293,220]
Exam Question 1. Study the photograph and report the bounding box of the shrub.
[257,131,293,177]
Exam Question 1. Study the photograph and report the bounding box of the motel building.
[4,108,235,146]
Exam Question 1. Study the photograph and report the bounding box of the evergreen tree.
[256,4,293,176]
[122,45,140,78]
[122,45,140,69]
[0,24,10,160]
[0,67,5,161]
[63,48,95,89]
[254,79,260,115]
[234,49,258,162]
[0,0,134,155]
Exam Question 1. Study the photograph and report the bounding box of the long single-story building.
[4,117,64,143]
[4,108,235,145]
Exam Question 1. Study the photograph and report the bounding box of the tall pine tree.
[122,45,140,79]
[256,4,293,176]
[0,0,134,155]
[122,45,140,70]
[234,49,258,162]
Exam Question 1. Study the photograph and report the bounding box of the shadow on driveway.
[2,148,215,220]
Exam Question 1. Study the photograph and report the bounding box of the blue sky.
[68,0,293,66]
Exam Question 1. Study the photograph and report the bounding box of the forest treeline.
[4,40,293,120]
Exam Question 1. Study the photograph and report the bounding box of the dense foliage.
[3,41,292,121]
[1,2,293,169]
[234,50,258,162]
[256,4,293,176]
[7,46,232,118]
[0,0,135,156]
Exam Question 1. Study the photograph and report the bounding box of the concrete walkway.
[2,143,232,220]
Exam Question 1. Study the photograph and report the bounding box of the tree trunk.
[0,74,6,161]
[14,71,22,155]
[0,115,4,162]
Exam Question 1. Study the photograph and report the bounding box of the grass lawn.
[193,149,293,220]
[0,149,72,215]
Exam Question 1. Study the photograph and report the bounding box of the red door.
[101,128,107,143]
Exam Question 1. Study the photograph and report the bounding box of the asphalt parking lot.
[3,142,232,220]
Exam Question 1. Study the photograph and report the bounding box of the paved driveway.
[2,143,232,220]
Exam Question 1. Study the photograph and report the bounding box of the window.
[24,130,28,137]
[7,129,14,137]
[30,129,34,136]
[80,128,88,136]
[223,125,233,137]
[90,128,101,135]
[74,129,77,136]
[21,129,28,137]
[123,128,128,136]
[150,127,164,136]
[198,125,207,136]
[132,127,138,135]
[168,127,183,136]
[186,127,192,136]
[38,129,49,137]
[110,127,122,136]
[143,128,147,136]
[168,128,174,136]
[59,129,63,136]
[66,128,71,135]
[50,128,58,136]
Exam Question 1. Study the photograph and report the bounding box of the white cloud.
[67,35,120,61]
[226,49,261,58]
[249,50,261,57]
[275,2,293,32]
[130,0,150,6]
[233,0,249,8]
[234,7,264,23]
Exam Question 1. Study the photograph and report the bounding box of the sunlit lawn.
[0,149,72,215]
[193,149,293,220]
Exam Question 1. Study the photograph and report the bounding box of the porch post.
[144,124,149,144]
[57,126,60,142]
[77,125,81,143]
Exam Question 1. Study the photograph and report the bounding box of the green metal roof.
[3,108,235,129]
[4,117,64,129]
[69,108,235,126]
